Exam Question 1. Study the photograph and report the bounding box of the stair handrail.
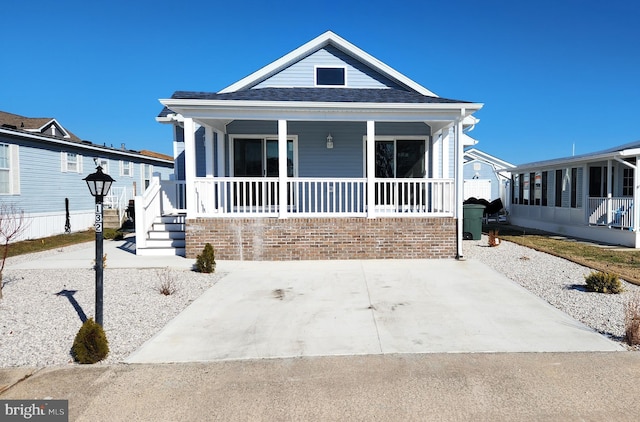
[135,175,162,251]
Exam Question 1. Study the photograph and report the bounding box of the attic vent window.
[316,67,345,86]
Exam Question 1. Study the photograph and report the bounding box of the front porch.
[135,175,458,259]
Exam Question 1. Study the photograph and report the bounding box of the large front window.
[374,140,425,178]
[233,138,294,177]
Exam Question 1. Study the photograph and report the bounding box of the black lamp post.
[83,166,115,327]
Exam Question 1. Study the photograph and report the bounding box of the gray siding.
[254,46,406,90]
[0,132,173,218]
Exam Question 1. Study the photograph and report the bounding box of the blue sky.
[2,0,639,164]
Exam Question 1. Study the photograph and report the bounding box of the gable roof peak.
[218,31,438,97]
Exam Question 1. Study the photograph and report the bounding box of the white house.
[508,140,639,248]
[0,111,173,241]
[137,31,483,259]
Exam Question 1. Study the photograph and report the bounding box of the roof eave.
[160,98,483,122]
[0,127,173,164]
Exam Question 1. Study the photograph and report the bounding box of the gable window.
[315,67,345,86]
[120,160,133,177]
[61,152,82,173]
[623,168,633,196]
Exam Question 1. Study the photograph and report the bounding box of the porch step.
[137,213,187,257]
[136,247,186,257]
[103,209,121,229]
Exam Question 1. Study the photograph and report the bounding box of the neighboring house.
[139,31,483,259]
[0,111,174,241]
[508,140,639,248]
[463,148,515,208]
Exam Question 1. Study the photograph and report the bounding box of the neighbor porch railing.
[188,177,455,217]
[105,186,131,224]
[588,197,634,230]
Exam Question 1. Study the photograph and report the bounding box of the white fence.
[588,197,634,229]
[187,177,455,217]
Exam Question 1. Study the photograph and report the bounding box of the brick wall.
[186,217,457,260]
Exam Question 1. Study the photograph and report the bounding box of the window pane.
[375,141,394,178]
[67,153,77,172]
[0,144,8,169]
[396,140,425,178]
[0,170,8,193]
[316,68,345,85]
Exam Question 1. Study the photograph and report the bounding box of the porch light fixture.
[326,133,334,149]
[83,166,115,327]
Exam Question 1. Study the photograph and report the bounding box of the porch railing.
[588,197,634,229]
[105,186,130,224]
[189,177,455,217]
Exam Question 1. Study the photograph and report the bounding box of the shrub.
[72,318,109,364]
[625,293,640,346]
[584,271,623,294]
[195,243,216,273]
[155,268,179,295]
[102,228,118,239]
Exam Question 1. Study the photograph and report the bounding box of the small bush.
[195,243,216,273]
[102,228,118,240]
[625,293,640,346]
[72,318,109,364]
[584,271,623,294]
[155,268,179,295]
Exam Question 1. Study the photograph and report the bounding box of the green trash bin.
[463,204,485,240]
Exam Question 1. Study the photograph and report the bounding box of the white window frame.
[362,136,429,178]
[314,65,347,87]
[61,151,83,173]
[142,163,154,188]
[229,135,299,177]
[120,160,133,177]
[0,143,19,195]
[96,158,109,174]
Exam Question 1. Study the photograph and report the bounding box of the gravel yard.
[464,235,640,349]
[0,245,222,367]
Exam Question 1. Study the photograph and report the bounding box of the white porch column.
[455,111,465,259]
[607,159,613,224]
[216,130,225,177]
[634,156,639,235]
[183,117,197,216]
[204,126,214,177]
[432,130,441,178]
[278,120,288,219]
[366,120,376,218]
[442,128,450,178]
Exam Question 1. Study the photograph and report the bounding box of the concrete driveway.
[126,259,622,363]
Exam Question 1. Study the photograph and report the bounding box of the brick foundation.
[186,217,457,260]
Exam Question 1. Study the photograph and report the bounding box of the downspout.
[456,110,465,259]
